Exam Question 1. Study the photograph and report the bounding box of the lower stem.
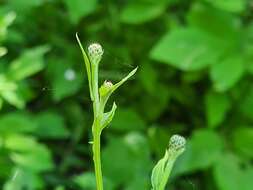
[92,125,103,190]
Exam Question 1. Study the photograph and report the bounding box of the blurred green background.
[0,0,253,189]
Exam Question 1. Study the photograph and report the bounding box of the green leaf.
[239,86,253,121]
[1,90,25,109]
[3,168,43,190]
[0,12,16,41]
[76,33,93,100]
[213,154,241,190]
[64,0,97,24]
[213,154,243,190]
[210,55,244,92]
[140,84,170,121]
[244,23,253,75]
[110,67,138,94]
[0,152,12,177]
[0,74,17,91]
[0,113,37,135]
[47,59,83,101]
[5,135,38,152]
[8,46,49,81]
[173,129,223,176]
[102,133,151,187]
[101,102,117,130]
[188,3,240,41]
[99,67,138,113]
[34,112,70,139]
[125,176,150,190]
[150,28,225,71]
[7,0,45,13]
[205,0,247,13]
[6,135,54,172]
[232,127,253,158]
[239,87,253,120]
[100,67,138,109]
[205,91,230,128]
[110,108,145,131]
[120,1,167,24]
[73,172,96,190]
[242,167,253,190]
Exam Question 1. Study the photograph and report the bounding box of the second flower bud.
[99,80,113,98]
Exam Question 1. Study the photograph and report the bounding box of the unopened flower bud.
[151,134,186,190]
[88,43,103,64]
[99,80,113,98]
[169,134,186,151]
[104,81,113,88]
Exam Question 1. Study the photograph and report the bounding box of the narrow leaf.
[7,46,49,81]
[111,67,138,93]
[76,33,94,100]
[100,67,138,108]
[101,102,117,130]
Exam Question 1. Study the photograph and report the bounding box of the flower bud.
[151,134,186,190]
[99,80,113,98]
[169,134,186,151]
[88,43,103,64]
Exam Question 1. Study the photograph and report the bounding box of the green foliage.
[103,133,151,189]
[7,46,49,81]
[0,112,54,189]
[210,55,244,92]
[173,129,223,176]
[205,0,247,13]
[120,1,168,24]
[0,0,253,189]
[150,28,225,71]
[46,59,83,101]
[0,45,48,108]
[232,127,253,158]
[64,0,97,24]
[213,153,253,190]
[205,91,230,128]
[34,111,70,139]
[110,108,146,131]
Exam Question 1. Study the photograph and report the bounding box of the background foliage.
[0,0,253,189]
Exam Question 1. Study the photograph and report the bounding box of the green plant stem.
[158,159,175,190]
[92,123,103,190]
[90,55,104,190]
